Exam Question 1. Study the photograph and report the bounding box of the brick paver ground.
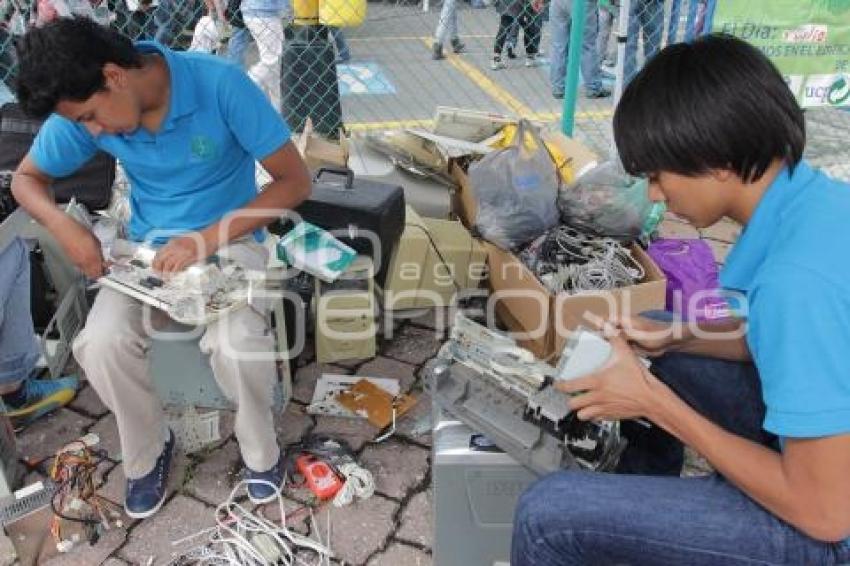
[13,216,738,565]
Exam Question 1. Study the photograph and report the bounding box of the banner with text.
[711,0,850,107]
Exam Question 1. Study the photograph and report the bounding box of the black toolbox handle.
[314,167,354,189]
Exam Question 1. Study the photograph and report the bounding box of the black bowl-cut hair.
[15,17,142,119]
[613,33,805,184]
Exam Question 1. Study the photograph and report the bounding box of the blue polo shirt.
[29,42,291,243]
[720,161,850,438]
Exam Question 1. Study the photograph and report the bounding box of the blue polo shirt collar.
[128,41,198,138]
[720,161,816,293]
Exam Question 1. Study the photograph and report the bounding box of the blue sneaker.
[245,458,284,504]
[124,429,175,519]
[3,375,79,428]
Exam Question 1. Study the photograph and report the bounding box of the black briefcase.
[0,103,116,210]
[294,168,405,286]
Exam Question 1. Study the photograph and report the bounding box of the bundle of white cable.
[166,479,333,566]
[536,230,645,294]
[332,462,375,507]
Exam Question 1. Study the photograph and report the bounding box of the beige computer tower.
[315,256,377,363]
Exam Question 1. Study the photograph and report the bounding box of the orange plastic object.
[295,454,344,500]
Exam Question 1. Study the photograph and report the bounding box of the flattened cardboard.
[336,379,417,429]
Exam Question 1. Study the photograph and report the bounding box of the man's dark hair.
[614,34,805,183]
[15,17,142,119]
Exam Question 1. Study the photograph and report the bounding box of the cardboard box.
[296,117,349,172]
[381,206,431,309]
[382,206,487,310]
[485,241,666,362]
[448,130,663,362]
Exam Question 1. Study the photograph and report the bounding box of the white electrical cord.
[166,479,333,566]
[525,226,645,294]
[332,463,375,507]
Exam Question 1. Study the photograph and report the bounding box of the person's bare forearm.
[674,318,752,361]
[648,381,849,541]
[200,176,311,251]
[11,169,75,233]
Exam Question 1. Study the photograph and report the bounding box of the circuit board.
[99,241,255,325]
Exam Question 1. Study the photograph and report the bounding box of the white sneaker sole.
[124,491,167,519]
[247,477,286,505]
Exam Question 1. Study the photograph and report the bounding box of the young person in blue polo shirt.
[512,34,850,564]
[11,17,311,519]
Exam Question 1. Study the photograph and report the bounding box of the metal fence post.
[561,0,586,136]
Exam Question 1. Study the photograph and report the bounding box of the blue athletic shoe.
[3,375,79,428]
[125,429,175,519]
[245,458,284,504]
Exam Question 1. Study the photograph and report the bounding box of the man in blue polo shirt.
[11,17,311,519]
[512,35,850,564]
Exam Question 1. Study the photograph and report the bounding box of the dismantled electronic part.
[99,240,260,325]
[426,313,626,474]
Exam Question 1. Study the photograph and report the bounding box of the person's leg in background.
[72,287,173,518]
[639,0,663,63]
[518,3,543,66]
[512,471,848,566]
[330,27,351,63]
[578,0,608,97]
[623,0,642,82]
[432,0,465,59]
[666,0,682,44]
[0,238,77,428]
[243,12,284,110]
[226,25,252,67]
[198,240,282,504]
[596,0,615,67]
[505,17,519,59]
[189,14,220,52]
[547,0,569,97]
[492,13,514,69]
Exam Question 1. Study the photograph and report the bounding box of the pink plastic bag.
[648,238,729,322]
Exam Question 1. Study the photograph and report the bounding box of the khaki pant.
[73,240,280,479]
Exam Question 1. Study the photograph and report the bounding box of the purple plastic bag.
[648,238,730,322]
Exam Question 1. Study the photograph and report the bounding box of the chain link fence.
[0,0,848,180]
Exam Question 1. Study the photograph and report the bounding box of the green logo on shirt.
[190,136,217,160]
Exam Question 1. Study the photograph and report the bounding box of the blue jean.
[512,350,850,564]
[226,26,252,66]
[624,0,663,83]
[549,0,602,94]
[0,238,39,387]
[434,0,459,46]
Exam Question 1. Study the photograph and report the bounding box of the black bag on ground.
[0,103,116,210]
[290,168,405,286]
[281,25,342,136]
